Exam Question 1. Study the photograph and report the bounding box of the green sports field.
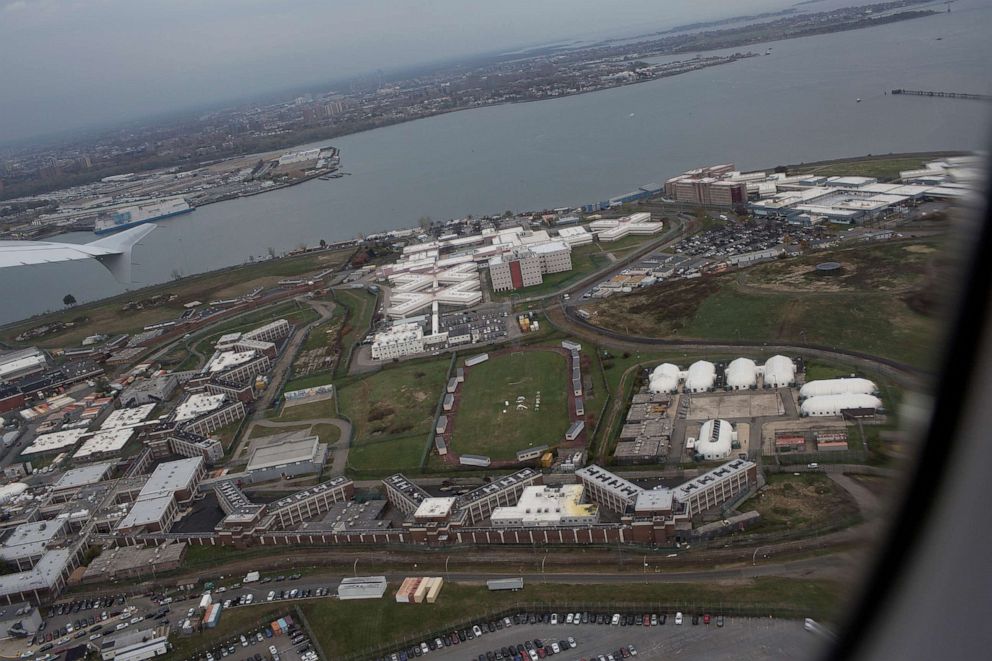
[451,350,571,460]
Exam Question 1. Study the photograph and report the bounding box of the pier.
[891,89,992,101]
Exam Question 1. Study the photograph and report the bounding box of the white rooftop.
[51,461,115,491]
[204,350,256,374]
[73,428,134,459]
[101,403,156,430]
[414,497,457,519]
[21,428,88,455]
[173,393,227,422]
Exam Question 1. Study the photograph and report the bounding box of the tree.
[319,239,327,249]
[417,216,432,230]
[62,294,76,307]
[267,246,276,259]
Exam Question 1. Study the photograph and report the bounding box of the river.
[3,0,991,326]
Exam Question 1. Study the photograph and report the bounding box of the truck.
[577,309,591,320]
[244,571,260,584]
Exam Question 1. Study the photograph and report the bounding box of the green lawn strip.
[793,156,933,182]
[333,288,378,377]
[301,579,844,659]
[450,350,571,460]
[248,424,312,440]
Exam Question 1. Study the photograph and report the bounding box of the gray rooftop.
[246,437,322,472]
[51,461,115,492]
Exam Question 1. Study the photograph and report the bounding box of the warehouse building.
[490,485,598,527]
[115,457,205,535]
[245,436,328,482]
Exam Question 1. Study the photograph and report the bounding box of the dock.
[891,89,992,101]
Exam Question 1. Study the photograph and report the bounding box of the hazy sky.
[0,0,796,144]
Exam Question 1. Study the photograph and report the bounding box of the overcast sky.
[0,0,796,144]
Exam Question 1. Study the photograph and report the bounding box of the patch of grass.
[338,359,448,441]
[451,350,571,460]
[213,420,244,451]
[804,360,860,382]
[589,271,938,368]
[744,473,861,533]
[793,156,934,182]
[301,579,844,659]
[347,434,426,476]
[311,423,342,444]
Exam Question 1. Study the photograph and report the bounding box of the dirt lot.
[745,473,861,532]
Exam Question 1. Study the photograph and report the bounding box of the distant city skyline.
[0,0,804,144]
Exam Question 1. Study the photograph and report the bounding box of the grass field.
[281,372,336,393]
[346,433,426,475]
[2,247,351,348]
[450,350,571,460]
[338,359,449,440]
[300,579,844,659]
[584,241,942,368]
[744,473,861,533]
[792,155,940,182]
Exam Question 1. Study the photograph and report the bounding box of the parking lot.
[188,615,317,661]
[377,612,823,661]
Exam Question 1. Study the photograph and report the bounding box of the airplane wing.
[0,224,155,282]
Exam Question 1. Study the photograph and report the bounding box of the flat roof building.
[245,436,327,482]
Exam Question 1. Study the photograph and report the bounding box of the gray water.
[3,0,991,326]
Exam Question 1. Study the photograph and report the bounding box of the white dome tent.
[799,378,878,400]
[763,355,796,388]
[725,358,757,390]
[800,394,883,417]
[684,360,716,393]
[696,419,734,460]
[648,363,681,393]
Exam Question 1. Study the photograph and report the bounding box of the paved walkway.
[827,472,883,518]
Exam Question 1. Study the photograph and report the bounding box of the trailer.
[487,578,524,591]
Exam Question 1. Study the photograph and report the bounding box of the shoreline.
[0,149,964,335]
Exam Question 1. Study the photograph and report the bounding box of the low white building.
[763,355,796,388]
[370,323,425,360]
[684,360,716,393]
